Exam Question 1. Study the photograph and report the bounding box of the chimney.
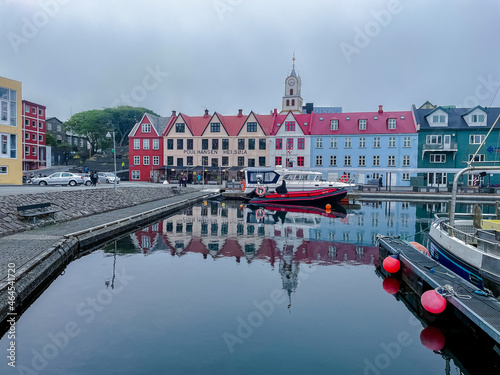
[238,109,243,117]
[171,110,176,117]
[378,105,383,114]
[273,108,277,115]
[204,109,209,117]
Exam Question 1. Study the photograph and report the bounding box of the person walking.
[91,170,98,187]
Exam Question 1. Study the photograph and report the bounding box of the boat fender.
[256,185,266,196]
[340,175,349,183]
[240,179,246,191]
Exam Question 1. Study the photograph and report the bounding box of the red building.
[22,100,47,171]
[128,113,170,182]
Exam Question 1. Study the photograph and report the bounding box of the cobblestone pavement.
[0,189,216,284]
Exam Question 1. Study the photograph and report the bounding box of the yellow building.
[0,76,23,185]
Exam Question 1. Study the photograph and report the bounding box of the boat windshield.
[247,171,280,184]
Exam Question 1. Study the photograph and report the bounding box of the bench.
[358,184,380,191]
[412,186,439,193]
[17,203,59,224]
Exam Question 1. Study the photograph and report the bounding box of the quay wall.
[0,186,193,238]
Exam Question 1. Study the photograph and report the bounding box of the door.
[443,135,451,150]
[428,172,447,187]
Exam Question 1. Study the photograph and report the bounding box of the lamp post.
[106,131,117,190]
[202,157,205,189]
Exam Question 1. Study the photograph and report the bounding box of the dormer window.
[330,119,338,130]
[176,123,185,133]
[388,118,396,130]
[210,122,220,132]
[432,115,445,123]
[142,123,151,133]
[359,119,367,130]
[471,114,485,123]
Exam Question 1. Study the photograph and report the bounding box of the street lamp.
[106,131,117,190]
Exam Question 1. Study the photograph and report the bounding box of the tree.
[104,106,159,147]
[45,133,58,147]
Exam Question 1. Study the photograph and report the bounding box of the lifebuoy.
[340,175,349,183]
[240,179,246,191]
[256,208,265,220]
[256,185,266,196]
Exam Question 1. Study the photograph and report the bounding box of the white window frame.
[403,136,411,148]
[359,137,366,148]
[373,155,380,166]
[143,156,150,165]
[469,154,485,162]
[373,137,380,148]
[358,155,365,167]
[388,118,396,129]
[132,170,140,180]
[330,119,338,130]
[316,137,323,148]
[359,119,367,130]
[402,173,410,181]
[134,156,140,165]
[388,136,396,148]
[315,155,322,166]
[330,155,336,166]
[143,139,150,150]
[153,139,159,150]
[426,135,442,144]
[153,156,159,165]
[388,155,395,166]
[344,137,351,148]
[344,155,351,166]
[469,134,485,144]
[142,123,151,133]
[330,137,337,148]
[403,155,410,166]
[430,154,446,163]
[134,139,140,150]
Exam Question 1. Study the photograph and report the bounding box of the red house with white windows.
[128,113,170,182]
[22,100,46,171]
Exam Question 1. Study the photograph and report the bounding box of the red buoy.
[421,290,447,314]
[382,277,400,294]
[420,326,445,351]
[383,255,401,273]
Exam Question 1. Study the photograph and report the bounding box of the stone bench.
[17,202,59,224]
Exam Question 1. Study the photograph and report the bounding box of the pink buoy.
[421,290,447,314]
[383,255,401,273]
[410,241,430,257]
[420,326,445,351]
[382,277,400,294]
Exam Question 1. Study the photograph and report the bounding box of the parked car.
[98,172,120,184]
[31,172,85,186]
[76,173,92,186]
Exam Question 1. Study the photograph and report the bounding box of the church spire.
[290,52,297,77]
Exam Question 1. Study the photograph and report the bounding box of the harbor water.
[1,200,499,374]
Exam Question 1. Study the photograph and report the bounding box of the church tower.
[280,54,303,114]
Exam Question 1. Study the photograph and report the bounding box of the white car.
[98,172,120,184]
[31,172,85,186]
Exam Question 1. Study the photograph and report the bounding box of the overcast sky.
[1,0,500,121]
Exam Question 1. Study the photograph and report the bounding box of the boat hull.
[248,188,347,205]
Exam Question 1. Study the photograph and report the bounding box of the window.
[187,139,193,150]
[25,119,29,126]
[167,139,173,150]
[132,170,140,180]
[315,155,322,166]
[153,156,159,165]
[25,132,29,139]
[0,88,17,126]
[469,154,485,162]
[32,120,36,127]
[297,156,304,167]
[330,119,338,130]
[248,139,255,150]
[25,146,30,155]
[432,115,446,123]
[470,135,485,144]
[211,158,218,167]
[471,114,485,123]
[359,137,366,148]
[38,122,43,129]
[32,146,36,156]
[330,155,336,166]
[373,155,380,166]
[47,122,51,130]
[134,156,140,165]
[430,154,446,163]
[167,156,173,165]
[201,156,208,166]
[238,156,244,167]
[275,138,282,150]
[57,124,61,132]
[212,139,219,150]
[426,135,442,144]
[177,139,183,150]
[344,137,351,148]
[316,138,323,148]
[32,134,36,140]
[359,155,365,166]
[187,156,193,166]
[275,156,282,166]
[0,166,7,174]
[210,123,220,132]
[388,118,396,129]
[31,107,35,114]
[388,137,396,148]
[402,173,410,181]
[388,155,395,166]
[403,155,410,166]
[403,136,411,148]
[295,138,304,150]
[142,123,151,133]
[247,122,257,132]
[143,156,150,165]
[286,138,293,150]
[39,135,43,142]
[359,119,367,130]
[222,139,229,150]
[373,137,381,148]
[285,121,295,131]
[175,123,185,133]
[259,139,266,150]
[344,155,351,166]
[153,139,159,150]
[248,158,255,167]
[39,108,43,116]
[222,156,228,166]
[238,139,245,150]
[202,139,208,150]
[143,139,149,150]
[330,137,337,148]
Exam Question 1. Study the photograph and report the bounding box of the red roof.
[271,112,314,135]
[310,110,416,135]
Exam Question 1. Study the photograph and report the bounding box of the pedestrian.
[91,170,98,187]
[121,162,125,170]
[378,176,383,188]
[85,167,89,173]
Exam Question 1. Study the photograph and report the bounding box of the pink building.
[22,100,47,171]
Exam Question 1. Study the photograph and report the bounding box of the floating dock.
[379,237,500,346]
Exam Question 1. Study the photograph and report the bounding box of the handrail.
[439,220,500,256]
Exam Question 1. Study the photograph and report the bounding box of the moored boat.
[248,187,347,206]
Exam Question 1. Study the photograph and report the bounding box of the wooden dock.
[379,237,500,346]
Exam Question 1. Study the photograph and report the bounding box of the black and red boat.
[248,187,347,205]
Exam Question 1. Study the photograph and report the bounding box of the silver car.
[31,172,85,186]
[98,172,120,184]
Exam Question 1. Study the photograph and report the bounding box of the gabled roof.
[309,110,415,135]
[271,112,313,136]
[413,105,500,130]
[462,105,488,116]
[129,113,170,137]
